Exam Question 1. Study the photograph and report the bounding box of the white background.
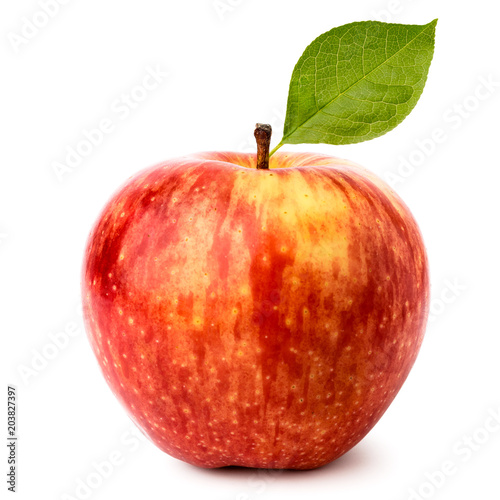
[1,0,499,499]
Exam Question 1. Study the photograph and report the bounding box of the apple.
[82,128,429,470]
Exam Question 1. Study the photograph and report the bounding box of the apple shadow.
[191,440,378,481]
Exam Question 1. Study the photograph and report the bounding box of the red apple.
[82,148,429,470]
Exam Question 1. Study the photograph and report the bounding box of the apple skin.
[82,151,429,470]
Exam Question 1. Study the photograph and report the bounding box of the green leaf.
[278,20,437,149]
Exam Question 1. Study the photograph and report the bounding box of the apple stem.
[254,123,272,169]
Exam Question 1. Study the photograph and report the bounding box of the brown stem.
[254,123,272,170]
